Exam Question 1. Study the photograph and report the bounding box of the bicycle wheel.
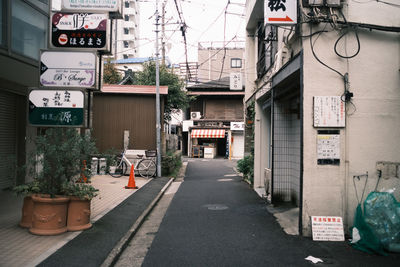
[110,160,127,178]
[137,159,156,178]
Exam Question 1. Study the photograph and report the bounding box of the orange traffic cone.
[125,164,138,189]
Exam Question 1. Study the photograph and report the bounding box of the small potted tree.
[13,180,41,228]
[62,182,98,231]
[27,128,97,236]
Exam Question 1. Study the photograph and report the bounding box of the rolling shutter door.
[0,91,17,189]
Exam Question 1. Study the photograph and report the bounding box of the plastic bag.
[364,191,400,252]
[350,203,386,255]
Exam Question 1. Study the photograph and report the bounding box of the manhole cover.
[203,204,229,211]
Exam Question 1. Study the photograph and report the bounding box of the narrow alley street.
[115,159,400,267]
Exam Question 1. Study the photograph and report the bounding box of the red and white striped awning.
[191,129,225,138]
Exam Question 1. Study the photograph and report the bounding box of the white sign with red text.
[311,216,345,241]
[265,0,297,25]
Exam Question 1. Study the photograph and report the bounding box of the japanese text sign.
[29,89,85,126]
[230,122,245,131]
[62,0,120,12]
[311,216,345,241]
[230,73,242,90]
[50,12,108,50]
[313,96,345,127]
[265,0,297,25]
[40,50,97,88]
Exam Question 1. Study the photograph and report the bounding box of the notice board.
[313,96,345,127]
[311,216,345,241]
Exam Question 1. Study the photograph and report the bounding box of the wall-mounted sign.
[230,73,242,90]
[50,12,108,50]
[311,216,345,241]
[317,130,340,165]
[29,89,85,126]
[183,120,194,132]
[230,122,244,131]
[40,50,97,88]
[265,0,297,25]
[61,0,120,12]
[313,96,345,127]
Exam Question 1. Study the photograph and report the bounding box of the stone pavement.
[0,175,150,267]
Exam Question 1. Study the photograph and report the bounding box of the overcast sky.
[137,0,246,64]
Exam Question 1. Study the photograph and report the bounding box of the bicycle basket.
[145,150,157,157]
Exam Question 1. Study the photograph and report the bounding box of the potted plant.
[27,128,97,236]
[62,181,99,231]
[13,180,41,228]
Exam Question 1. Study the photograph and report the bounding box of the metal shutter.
[0,90,17,189]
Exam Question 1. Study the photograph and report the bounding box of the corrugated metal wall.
[0,91,17,189]
[92,94,157,153]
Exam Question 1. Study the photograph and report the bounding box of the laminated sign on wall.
[313,96,345,127]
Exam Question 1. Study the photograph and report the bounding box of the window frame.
[231,58,242,68]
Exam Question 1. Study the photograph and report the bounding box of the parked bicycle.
[109,149,157,178]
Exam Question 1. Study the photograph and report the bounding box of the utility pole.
[155,0,162,177]
[161,0,166,65]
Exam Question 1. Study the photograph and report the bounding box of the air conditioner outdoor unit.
[190,112,201,120]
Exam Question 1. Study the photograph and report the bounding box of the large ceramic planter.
[67,197,92,231]
[19,196,34,228]
[29,194,70,236]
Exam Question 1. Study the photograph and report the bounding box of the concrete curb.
[100,177,174,267]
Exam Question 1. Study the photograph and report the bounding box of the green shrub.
[237,155,254,184]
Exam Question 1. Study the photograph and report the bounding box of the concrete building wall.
[198,47,245,83]
[246,0,400,236]
[301,3,400,235]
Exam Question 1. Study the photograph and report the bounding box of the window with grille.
[124,28,129,34]
[123,41,129,48]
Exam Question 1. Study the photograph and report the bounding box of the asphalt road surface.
[127,159,400,267]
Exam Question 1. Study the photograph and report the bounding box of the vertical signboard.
[50,12,109,50]
[265,0,297,25]
[230,73,242,90]
[29,89,85,126]
[40,50,98,88]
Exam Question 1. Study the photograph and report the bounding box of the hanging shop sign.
[50,12,109,50]
[230,73,242,90]
[61,0,120,12]
[28,89,85,127]
[40,50,98,88]
[265,0,297,25]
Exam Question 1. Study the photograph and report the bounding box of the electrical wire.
[309,24,344,78]
[334,27,360,59]
[219,0,230,80]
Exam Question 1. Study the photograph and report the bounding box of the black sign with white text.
[51,13,108,49]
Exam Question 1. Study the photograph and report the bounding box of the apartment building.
[112,0,140,60]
